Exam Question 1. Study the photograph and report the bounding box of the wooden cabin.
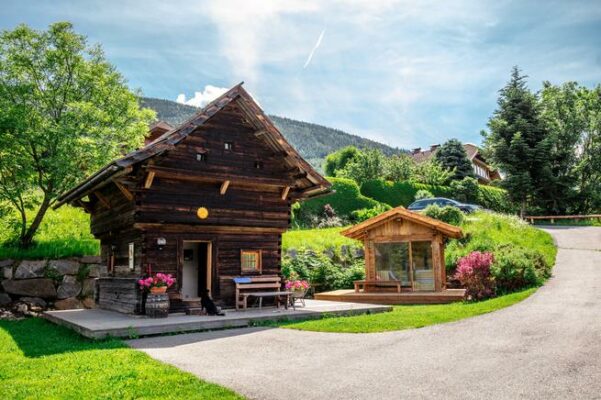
[55,83,331,314]
[315,207,466,304]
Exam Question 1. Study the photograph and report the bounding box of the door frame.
[181,240,212,296]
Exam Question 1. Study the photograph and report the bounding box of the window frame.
[224,141,234,151]
[240,250,262,274]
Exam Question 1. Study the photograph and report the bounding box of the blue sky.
[2,1,601,149]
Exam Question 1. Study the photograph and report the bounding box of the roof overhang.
[340,207,463,240]
[54,83,331,209]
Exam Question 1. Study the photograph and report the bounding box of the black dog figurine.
[200,289,225,316]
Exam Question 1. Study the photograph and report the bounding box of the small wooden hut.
[55,83,331,313]
[315,207,466,304]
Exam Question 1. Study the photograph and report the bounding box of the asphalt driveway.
[129,227,601,400]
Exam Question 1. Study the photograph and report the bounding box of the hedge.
[361,179,513,213]
[295,177,381,222]
[361,179,453,207]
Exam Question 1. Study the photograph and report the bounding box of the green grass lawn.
[0,318,242,399]
[0,205,99,260]
[282,226,359,252]
[448,211,557,268]
[279,288,537,333]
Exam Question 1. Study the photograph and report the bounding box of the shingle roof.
[340,206,463,240]
[55,83,331,208]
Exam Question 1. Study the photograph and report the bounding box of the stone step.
[185,307,205,316]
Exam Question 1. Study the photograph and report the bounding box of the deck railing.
[524,214,601,224]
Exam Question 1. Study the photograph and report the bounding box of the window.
[254,160,264,169]
[374,241,434,291]
[224,141,233,151]
[196,153,207,162]
[241,250,261,273]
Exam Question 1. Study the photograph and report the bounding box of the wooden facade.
[316,207,466,304]
[55,83,330,313]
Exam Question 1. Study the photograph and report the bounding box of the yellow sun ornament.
[196,207,209,220]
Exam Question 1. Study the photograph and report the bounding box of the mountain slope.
[140,97,403,168]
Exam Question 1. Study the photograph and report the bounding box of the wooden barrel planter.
[145,293,169,318]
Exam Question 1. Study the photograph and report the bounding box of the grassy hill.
[140,97,404,169]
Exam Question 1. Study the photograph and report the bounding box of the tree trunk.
[520,200,526,219]
[19,196,51,248]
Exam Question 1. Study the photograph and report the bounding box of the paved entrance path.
[129,227,601,400]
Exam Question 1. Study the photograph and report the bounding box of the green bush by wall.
[294,177,381,224]
[361,179,513,213]
[360,179,453,207]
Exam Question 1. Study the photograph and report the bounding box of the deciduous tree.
[0,23,154,247]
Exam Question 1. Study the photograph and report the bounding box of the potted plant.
[138,273,176,318]
[138,273,176,294]
[285,272,310,307]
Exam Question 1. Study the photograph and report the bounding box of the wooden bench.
[234,276,286,310]
[354,280,402,293]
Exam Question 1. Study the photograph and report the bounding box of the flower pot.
[150,286,167,294]
[146,293,169,318]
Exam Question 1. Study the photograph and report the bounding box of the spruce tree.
[434,139,475,181]
[483,67,552,217]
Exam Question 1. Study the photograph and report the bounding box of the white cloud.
[303,28,325,69]
[176,85,228,107]
[203,1,319,84]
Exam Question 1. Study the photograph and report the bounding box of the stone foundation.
[0,256,106,317]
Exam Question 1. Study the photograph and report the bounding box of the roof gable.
[55,83,330,208]
[340,207,462,240]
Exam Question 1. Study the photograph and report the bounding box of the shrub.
[454,251,495,300]
[422,205,464,226]
[350,203,392,223]
[293,177,382,227]
[444,211,556,290]
[490,245,551,293]
[360,178,512,213]
[361,179,453,207]
[450,177,479,203]
[477,185,515,213]
[281,249,365,292]
[414,189,434,201]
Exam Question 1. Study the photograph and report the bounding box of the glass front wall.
[411,241,434,291]
[374,241,434,291]
[374,242,410,286]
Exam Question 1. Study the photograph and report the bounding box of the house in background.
[410,143,502,185]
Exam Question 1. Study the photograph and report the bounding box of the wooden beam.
[220,180,230,195]
[281,186,290,200]
[144,171,156,189]
[145,165,294,188]
[134,223,285,235]
[113,180,133,201]
[76,199,93,213]
[93,191,111,209]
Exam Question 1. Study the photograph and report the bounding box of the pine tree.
[434,139,475,181]
[483,67,552,217]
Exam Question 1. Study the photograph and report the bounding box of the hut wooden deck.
[317,207,466,305]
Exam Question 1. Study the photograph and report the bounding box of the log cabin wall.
[56,84,332,313]
[89,183,144,277]
[130,103,292,306]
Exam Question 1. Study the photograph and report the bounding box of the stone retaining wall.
[0,256,107,317]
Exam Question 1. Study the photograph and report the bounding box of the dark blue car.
[407,197,481,213]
